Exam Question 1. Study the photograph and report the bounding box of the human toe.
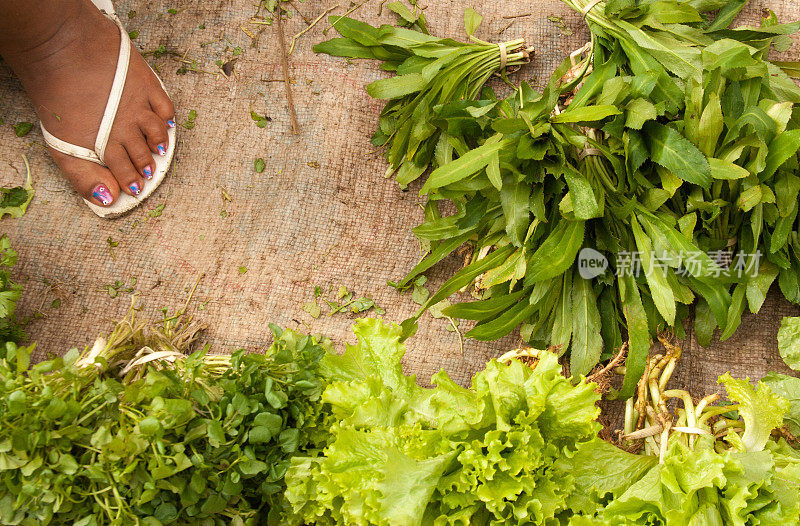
[139,111,169,156]
[103,143,146,197]
[49,149,121,207]
[124,132,158,181]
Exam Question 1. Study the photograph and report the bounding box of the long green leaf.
[524,220,585,285]
[644,122,712,188]
[467,298,538,340]
[619,274,650,398]
[550,272,573,355]
[313,38,378,59]
[421,135,512,192]
[686,276,731,331]
[550,105,621,124]
[401,244,516,339]
[631,217,676,325]
[562,165,601,220]
[500,177,531,247]
[441,287,530,320]
[329,16,383,46]
[759,129,800,181]
[396,230,476,289]
[570,269,603,377]
[366,73,426,99]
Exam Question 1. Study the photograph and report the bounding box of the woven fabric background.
[1,0,798,403]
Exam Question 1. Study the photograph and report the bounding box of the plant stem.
[275,7,299,135]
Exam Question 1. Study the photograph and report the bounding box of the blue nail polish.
[143,165,153,179]
[167,119,176,128]
[130,182,141,195]
[157,144,167,156]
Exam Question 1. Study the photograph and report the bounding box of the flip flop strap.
[40,125,104,165]
[39,16,131,166]
[95,19,130,162]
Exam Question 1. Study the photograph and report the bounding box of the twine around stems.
[499,41,508,69]
[582,0,604,16]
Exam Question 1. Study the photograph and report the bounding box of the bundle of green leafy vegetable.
[0,310,331,525]
[279,318,624,525]
[583,372,800,524]
[1,292,798,524]
[315,1,800,394]
[314,9,534,187]
[278,318,800,525]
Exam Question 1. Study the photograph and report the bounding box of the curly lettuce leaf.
[761,372,800,436]
[560,439,658,516]
[718,373,790,452]
[777,316,800,370]
[602,441,800,525]
[282,320,609,525]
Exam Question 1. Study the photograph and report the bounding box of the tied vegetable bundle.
[316,1,800,394]
[313,9,534,187]
[0,311,331,525]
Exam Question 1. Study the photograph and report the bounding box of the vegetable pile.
[3,311,798,525]
[281,319,606,525]
[0,309,331,525]
[316,0,800,394]
[281,319,800,525]
[1,1,800,523]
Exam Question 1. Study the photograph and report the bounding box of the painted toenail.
[92,184,113,206]
[143,165,153,179]
[167,119,176,128]
[130,182,141,195]
[157,143,167,156]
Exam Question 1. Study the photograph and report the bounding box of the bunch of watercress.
[316,1,800,394]
[0,312,331,525]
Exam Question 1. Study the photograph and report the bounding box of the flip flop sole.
[83,125,176,218]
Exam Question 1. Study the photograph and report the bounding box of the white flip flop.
[39,0,176,218]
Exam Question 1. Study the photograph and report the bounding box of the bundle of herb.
[314,10,533,187]
[316,1,800,394]
[0,309,331,525]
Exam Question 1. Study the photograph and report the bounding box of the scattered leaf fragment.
[302,298,321,318]
[182,110,198,129]
[13,122,33,137]
[148,204,165,218]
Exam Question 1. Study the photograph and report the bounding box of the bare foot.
[0,0,174,207]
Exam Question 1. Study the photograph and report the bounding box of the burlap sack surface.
[0,0,798,405]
